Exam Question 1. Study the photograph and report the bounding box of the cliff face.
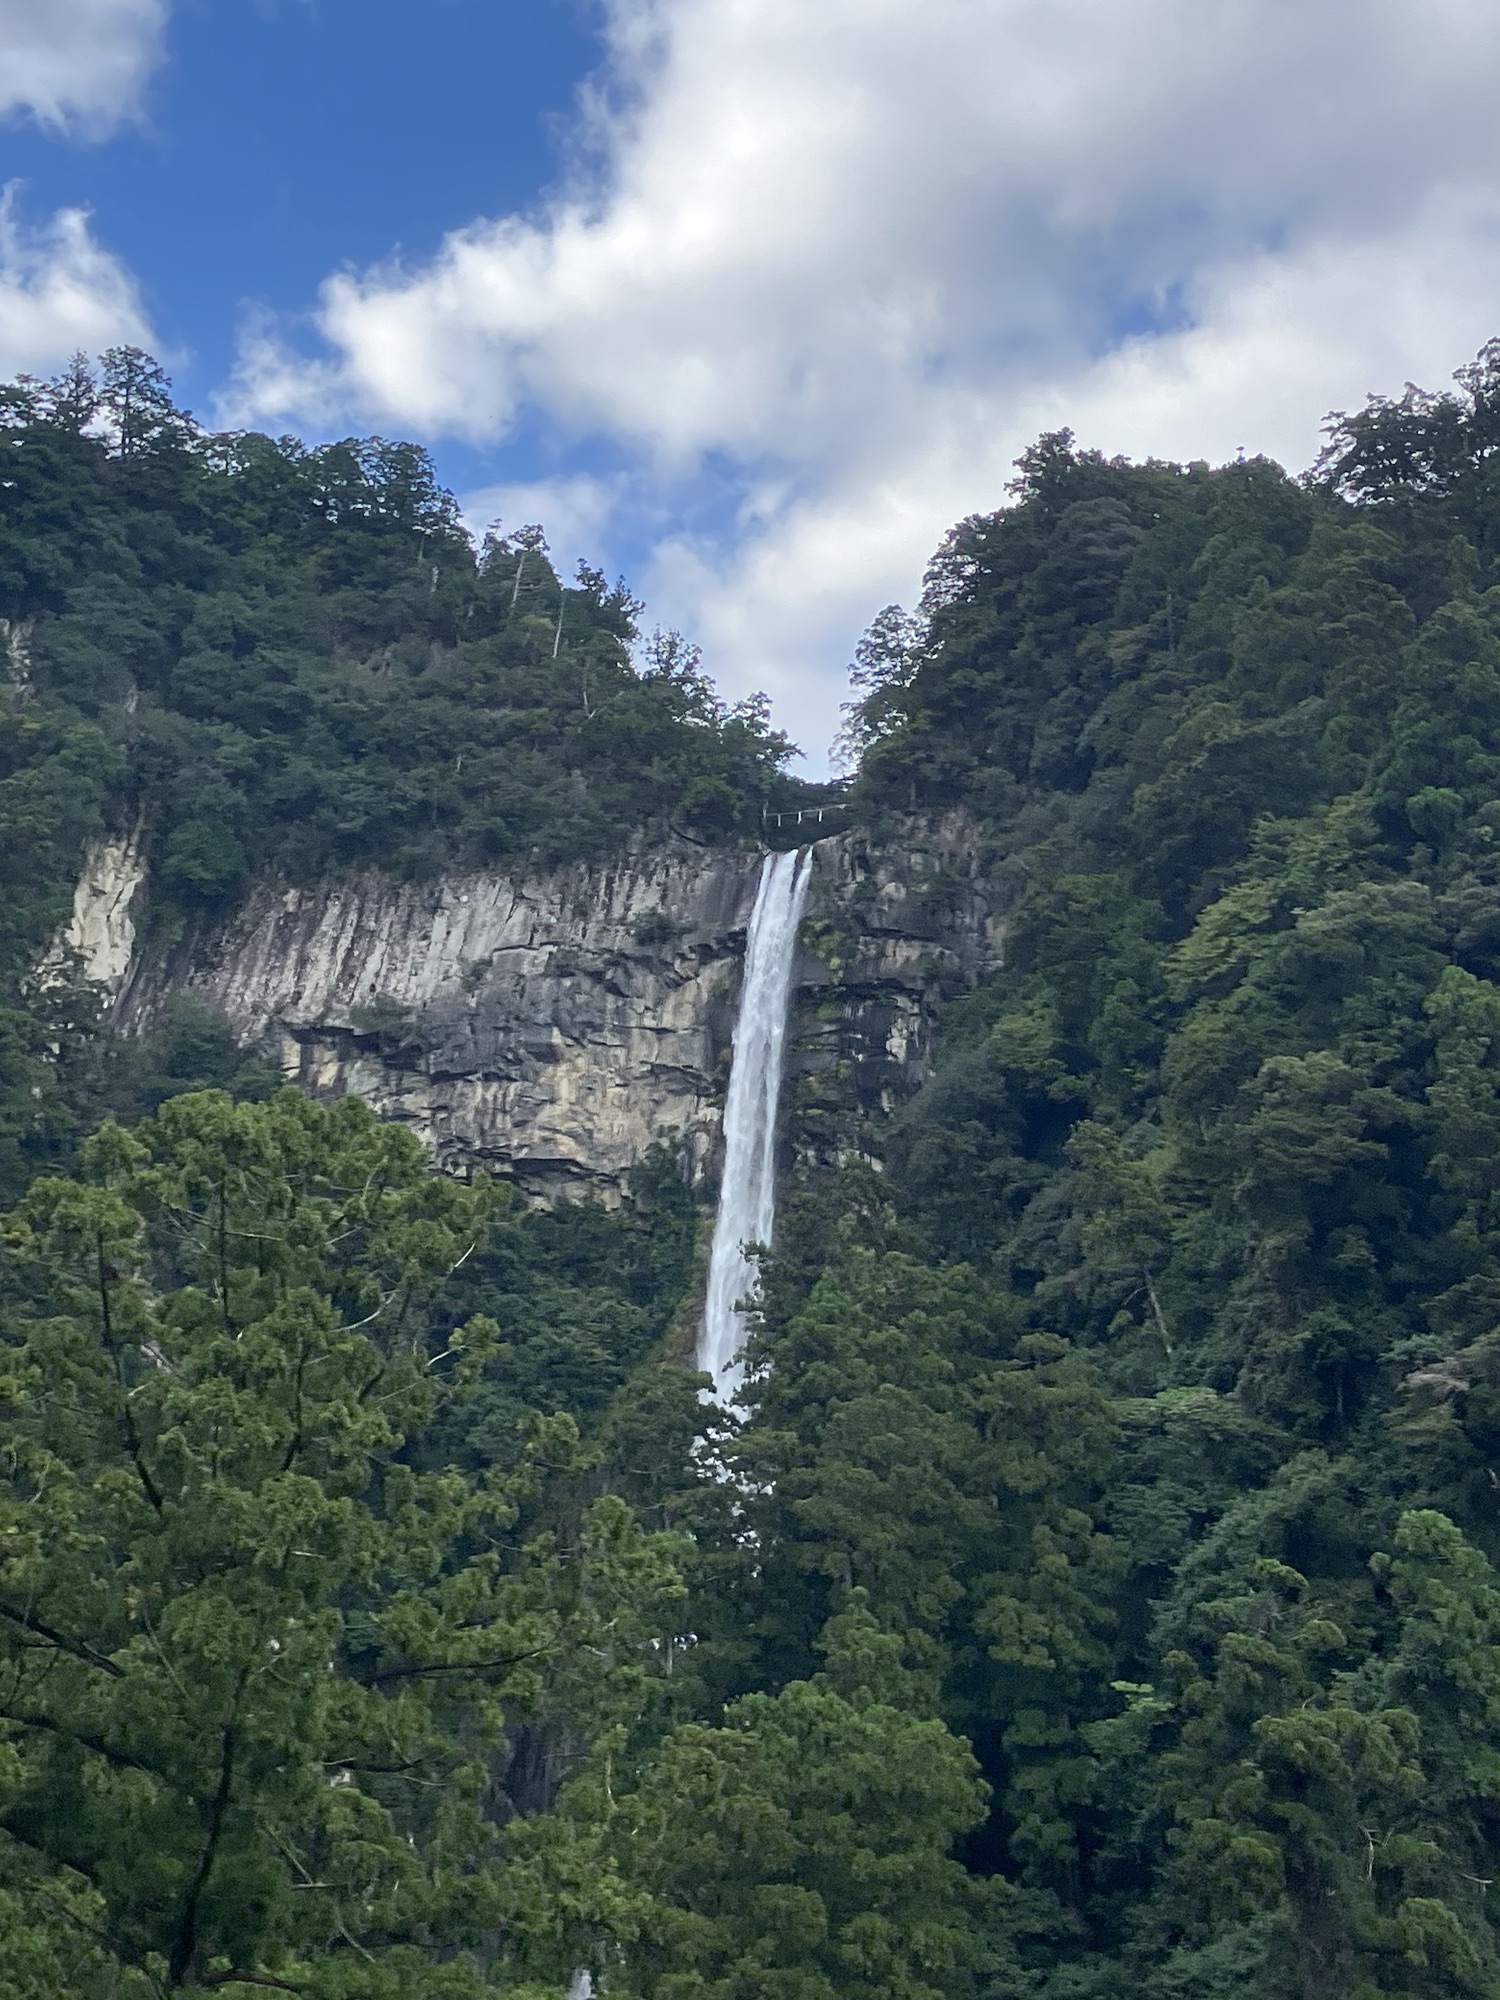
[37,831,147,991]
[110,815,1000,1193]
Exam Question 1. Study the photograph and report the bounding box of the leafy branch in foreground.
[0,1089,682,1997]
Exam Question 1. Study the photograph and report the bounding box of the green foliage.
[794,340,1500,1989]
[537,1646,991,2000]
[18,340,1500,1993]
[0,1092,686,1995]
[0,351,811,1196]
[0,356,803,905]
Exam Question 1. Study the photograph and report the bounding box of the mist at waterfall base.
[698,848,814,1405]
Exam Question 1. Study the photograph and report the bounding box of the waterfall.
[698,847,813,1404]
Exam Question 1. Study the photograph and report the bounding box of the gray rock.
[115,813,1002,1195]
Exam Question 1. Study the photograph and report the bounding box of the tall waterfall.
[698,847,813,1404]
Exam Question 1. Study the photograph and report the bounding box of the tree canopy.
[0,349,812,1202]
[12,342,1500,1994]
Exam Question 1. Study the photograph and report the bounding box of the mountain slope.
[6,343,1500,1996]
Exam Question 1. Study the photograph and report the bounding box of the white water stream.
[698,847,813,1404]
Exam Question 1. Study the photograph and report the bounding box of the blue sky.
[4,0,1500,769]
[0,1,597,491]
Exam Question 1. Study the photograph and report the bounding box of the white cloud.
[1049,193,1500,471]
[0,190,156,379]
[0,0,166,135]
[229,0,1500,767]
[215,309,350,437]
[649,190,1500,761]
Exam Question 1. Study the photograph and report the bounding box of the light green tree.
[0,1090,680,1997]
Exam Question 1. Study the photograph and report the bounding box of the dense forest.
[6,341,1500,1996]
[0,349,810,1202]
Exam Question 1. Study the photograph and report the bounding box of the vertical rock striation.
[111,814,1001,1193]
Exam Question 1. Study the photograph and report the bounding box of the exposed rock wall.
[114,815,1001,1193]
[36,831,147,992]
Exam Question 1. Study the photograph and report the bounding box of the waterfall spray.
[698,847,813,1404]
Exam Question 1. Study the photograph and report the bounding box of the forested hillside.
[8,343,1500,1997]
[0,349,806,1199]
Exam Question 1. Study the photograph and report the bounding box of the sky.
[4,1,1500,771]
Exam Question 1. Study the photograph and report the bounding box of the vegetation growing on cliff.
[0,349,807,1199]
[9,342,1500,1994]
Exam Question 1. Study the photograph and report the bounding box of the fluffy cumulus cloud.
[0,191,156,378]
[228,0,1500,763]
[0,1,166,378]
[0,0,166,135]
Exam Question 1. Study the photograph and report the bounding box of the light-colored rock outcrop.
[36,830,147,992]
[113,815,1001,1192]
[1,617,34,704]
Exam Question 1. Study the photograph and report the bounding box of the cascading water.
[698,846,813,1404]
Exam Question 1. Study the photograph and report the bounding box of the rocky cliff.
[103,815,1000,1194]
